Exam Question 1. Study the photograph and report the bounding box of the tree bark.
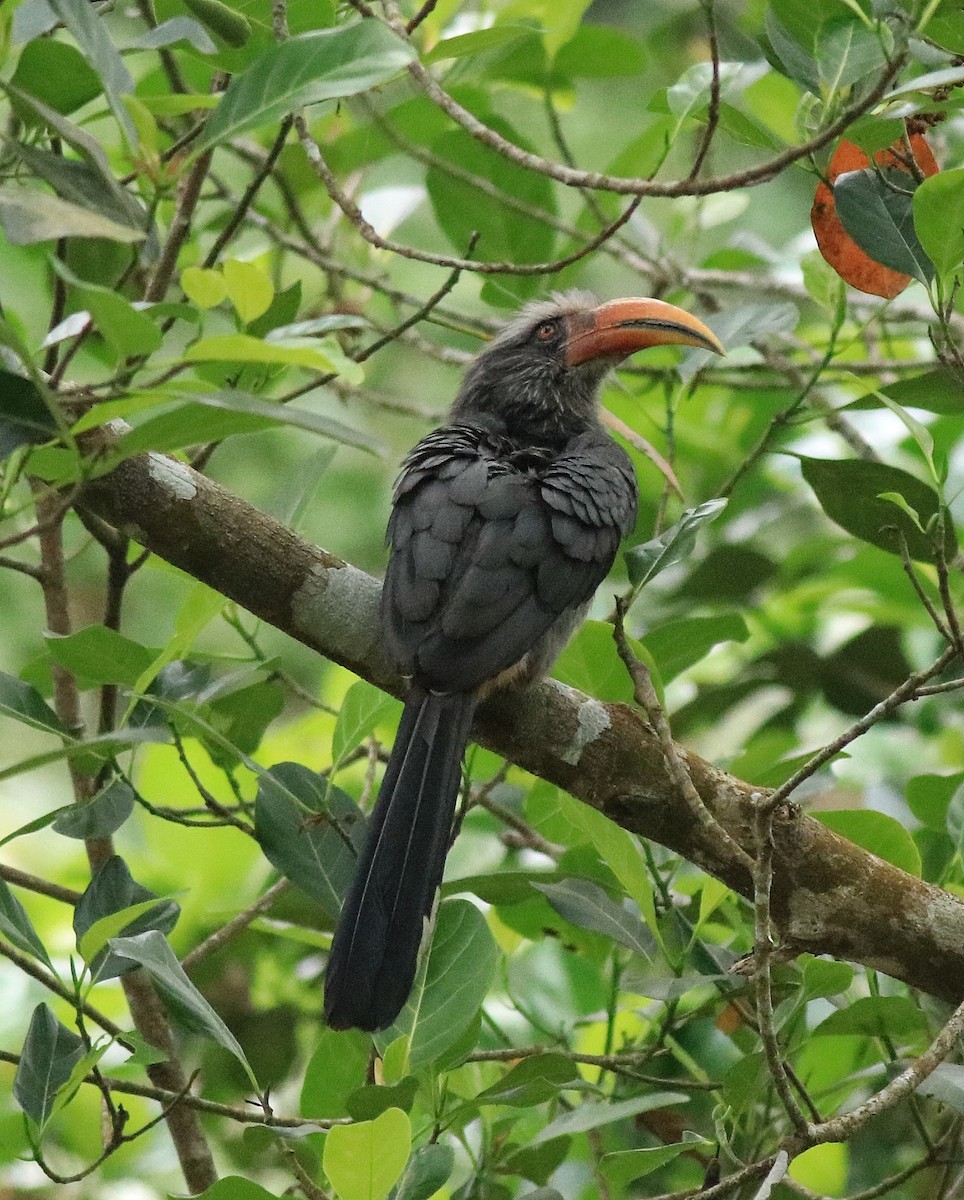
[80,451,964,1006]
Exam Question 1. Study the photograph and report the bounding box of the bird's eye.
[535,320,557,341]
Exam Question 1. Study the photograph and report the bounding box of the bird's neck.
[452,384,602,451]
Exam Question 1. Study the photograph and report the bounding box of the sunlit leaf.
[194,23,414,154]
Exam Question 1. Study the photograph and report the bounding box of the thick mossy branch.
[80,452,964,1005]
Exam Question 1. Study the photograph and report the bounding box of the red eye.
[536,321,557,340]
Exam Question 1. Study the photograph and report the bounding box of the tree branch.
[77,450,964,1005]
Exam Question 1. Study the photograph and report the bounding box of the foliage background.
[1,0,964,1197]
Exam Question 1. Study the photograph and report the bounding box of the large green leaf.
[46,626,156,688]
[254,763,363,919]
[530,1091,690,1145]
[814,809,921,877]
[0,671,65,735]
[913,167,964,276]
[0,878,54,970]
[379,899,497,1070]
[109,929,260,1091]
[194,22,414,154]
[331,680,402,768]
[48,0,136,141]
[13,1004,84,1127]
[323,1107,411,1200]
[426,111,556,304]
[800,456,954,565]
[300,1027,370,1119]
[812,995,929,1042]
[52,778,136,840]
[74,855,179,980]
[0,370,59,458]
[535,878,655,958]
[625,499,727,590]
[475,1053,581,1107]
[642,613,749,682]
[0,190,145,245]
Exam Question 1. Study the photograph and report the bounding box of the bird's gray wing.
[382,426,637,693]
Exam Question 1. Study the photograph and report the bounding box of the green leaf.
[801,957,854,999]
[254,763,363,920]
[300,1027,371,1119]
[394,1144,455,1200]
[112,391,379,459]
[183,333,364,384]
[380,899,497,1070]
[553,791,661,949]
[187,1179,283,1200]
[475,1053,580,1106]
[913,167,964,275]
[0,369,59,458]
[346,1077,419,1122]
[816,17,888,92]
[49,262,162,359]
[812,995,928,1041]
[799,456,954,566]
[46,626,156,688]
[907,772,964,832]
[52,778,136,840]
[555,25,646,77]
[423,27,532,63]
[0,190,145,245]
[11,143,146,238]
[426,113,556,303]
[47,0,136,142]
[194,23,414,154]
[0,878,54,969]
[875,369,964,417]
[182,0,252,47]
[625,499,726,589]
[223,259,274,324]
[834,167,933,285]
[643,613,749,682]
[531,1091,689,1145]
[602,1134,712,1187]
[74,855,179,981]
[13,1003,84,1127]
[0,671,66,735]
[535,878,655,958]
[331,681,402,768]
[502,1139,571,1187]
[109,929,260,1091]
[814,809,921,877]
[181,266,229,309]
[323,1107,412,1200]
[553,619,654,705]
[10,38,102,117]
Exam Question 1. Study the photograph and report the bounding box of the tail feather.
[324,686,476,1031]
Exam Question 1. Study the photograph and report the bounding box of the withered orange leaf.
[811,134,939,298]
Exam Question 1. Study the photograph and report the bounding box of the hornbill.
[324,291,723,1032]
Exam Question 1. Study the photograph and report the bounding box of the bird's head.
[452,290,724,443]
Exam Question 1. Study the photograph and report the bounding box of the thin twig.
[181,879,290,971]
[613,597,754,874]
[752,795,809,1135]
[764,643,961,812]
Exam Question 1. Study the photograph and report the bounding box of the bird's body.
[324,292,722,1032]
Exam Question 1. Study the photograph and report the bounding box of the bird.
[324,290,724,1032]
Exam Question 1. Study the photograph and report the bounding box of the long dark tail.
[324,686,477,1032]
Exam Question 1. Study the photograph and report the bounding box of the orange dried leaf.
[811,134,939,298]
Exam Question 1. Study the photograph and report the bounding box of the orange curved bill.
[565,297,724,366]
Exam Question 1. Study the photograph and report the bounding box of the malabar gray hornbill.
[324,291,723,1032]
